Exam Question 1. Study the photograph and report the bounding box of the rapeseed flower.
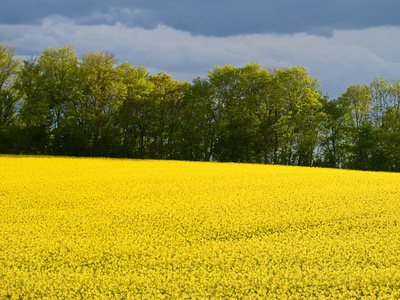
[1,156,400,298]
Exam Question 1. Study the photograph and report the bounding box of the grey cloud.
[3,17,400,99]
[76,8,157,28]
[2,0,400,36]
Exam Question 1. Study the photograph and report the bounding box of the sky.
[1,0,400,99]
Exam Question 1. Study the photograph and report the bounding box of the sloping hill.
[1,156,400,298]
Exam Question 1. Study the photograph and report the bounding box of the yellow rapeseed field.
[1,156,400,299]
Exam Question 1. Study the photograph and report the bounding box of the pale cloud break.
[1,15,400,99]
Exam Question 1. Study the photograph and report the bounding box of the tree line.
[1,44,400,171]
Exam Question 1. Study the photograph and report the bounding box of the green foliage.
[274,66,322,165]
[77,51,123,156]
[115,62,153,158]
[319,95,352,168]
[147,72,190,159]
[0,44,22,153]
[178,77,216,161]
[2,43,400,172]
[208,64,261,162]
[0,44,21,91]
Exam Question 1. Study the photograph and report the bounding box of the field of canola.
[1,156,400,299]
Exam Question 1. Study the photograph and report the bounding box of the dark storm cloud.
[2,0,400,36]
[3,0,400,99]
